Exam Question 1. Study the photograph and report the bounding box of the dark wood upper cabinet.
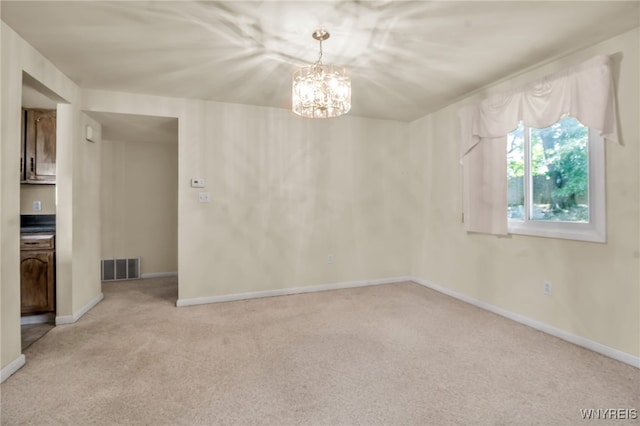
[23,108,56,184]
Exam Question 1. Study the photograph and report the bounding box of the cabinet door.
[25,109,56,183]
[20,251,55,315]
[20,109,26,182]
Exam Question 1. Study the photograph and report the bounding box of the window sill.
[508,220,606,243]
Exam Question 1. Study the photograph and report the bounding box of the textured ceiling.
[2,1,639,122]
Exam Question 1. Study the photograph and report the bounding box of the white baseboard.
[410,277,640,369]
[55,292,104,325]
[1,354,25,383]
[141,271,178,279]
[21,313,54,325]
[176,276,412,307]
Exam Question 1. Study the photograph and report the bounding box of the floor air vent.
[101,257,140,281]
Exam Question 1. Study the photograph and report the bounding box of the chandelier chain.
[316,38,323,66]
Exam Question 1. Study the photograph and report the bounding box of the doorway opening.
[19,73,66,350]
[86,112,179,302]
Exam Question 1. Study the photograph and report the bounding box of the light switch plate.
[191,178,205,188]
[198,192,210,203]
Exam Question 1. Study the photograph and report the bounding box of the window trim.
[507,126,606,243]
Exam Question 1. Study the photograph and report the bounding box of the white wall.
[72,113,102,311]
[101,137,178,275]
[192,103,411,299]
[83,91,412,302]
[408,28,640,358]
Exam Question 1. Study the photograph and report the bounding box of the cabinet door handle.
[23,242,39,245]
[30,157,34,172]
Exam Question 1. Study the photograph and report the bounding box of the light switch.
[33,201,42,212]
[198,192,210,203]
[191,178,205,188]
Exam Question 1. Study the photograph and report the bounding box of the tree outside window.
[508,116,589,223]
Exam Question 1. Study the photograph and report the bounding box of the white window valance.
[458,55,619,236]
[459,54,619,159]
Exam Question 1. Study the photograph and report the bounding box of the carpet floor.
[1,277,638,425]
[21,322,55,351]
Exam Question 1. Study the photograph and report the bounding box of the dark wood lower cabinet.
[20,234,55,315]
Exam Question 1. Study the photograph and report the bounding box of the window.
[506,116,605,242]
[458,55,616,239]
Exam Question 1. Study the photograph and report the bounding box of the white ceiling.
[3,1,639,122]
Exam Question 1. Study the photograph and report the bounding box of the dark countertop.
[21,226,56,233]
[20,214,56,234]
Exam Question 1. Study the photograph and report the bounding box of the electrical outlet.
[544,280,552,296]
[32,201,42,212]
[327,254,334,264]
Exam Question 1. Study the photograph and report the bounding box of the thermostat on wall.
[191,178,205,188]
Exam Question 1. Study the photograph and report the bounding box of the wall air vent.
[101,257,140,281]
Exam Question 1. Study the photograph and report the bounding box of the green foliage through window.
[507,116,589,222]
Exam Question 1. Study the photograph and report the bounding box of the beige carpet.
[21,322,55,351]
[1,277,638,425]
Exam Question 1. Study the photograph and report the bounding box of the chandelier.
[292,29,351,119]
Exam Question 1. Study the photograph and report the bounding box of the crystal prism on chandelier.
[292,29,351,118]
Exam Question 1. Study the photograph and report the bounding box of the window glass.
[529,117,589,222]
[507,122,525,220]
[508,116,590,224]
